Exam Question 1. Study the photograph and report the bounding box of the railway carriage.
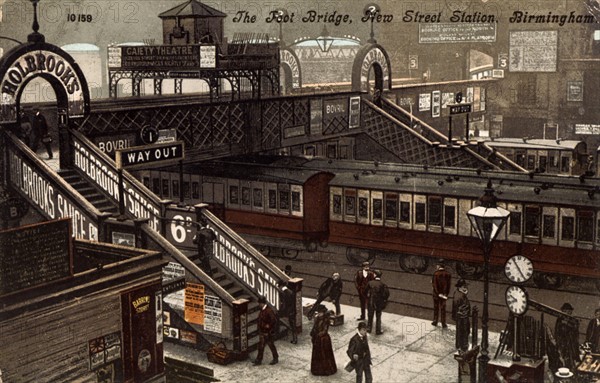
[139,156,600,290]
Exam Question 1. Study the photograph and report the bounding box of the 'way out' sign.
[115,141,185,170]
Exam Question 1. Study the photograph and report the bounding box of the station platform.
[164,298,514,383]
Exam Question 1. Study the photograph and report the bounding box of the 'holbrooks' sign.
[116,141,185,170]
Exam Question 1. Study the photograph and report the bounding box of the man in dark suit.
[366,270,389,335]
[192,226,216,277]
[452,278,471,352]
[347,321,372,383]
[307,272,343,317]
[277,280,297,344]
[355,262,375,321]
[253,295,279,365]
[586,308,600,353]
[432,258,451,328]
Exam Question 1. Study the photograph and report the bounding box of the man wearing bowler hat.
[347,321,372,383]
[366,269,389,335]
[432,258,451,328]
[355,261,375,321]
[554,302,580,371]
[252,296,279,365]
[452,278,470,352]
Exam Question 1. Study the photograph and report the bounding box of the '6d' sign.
[116,141,184,170]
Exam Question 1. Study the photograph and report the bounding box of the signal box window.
[372,199,383,220]
[509,211,522,235]
[561,216,574,241]
[542,214,555,238]
[415,202,426,225]
[358,197,368,218]
[444,205,456,228]
[524,206,540,237]
[578,211,594,242]
[428,197,442,226]
[400,201,410,223]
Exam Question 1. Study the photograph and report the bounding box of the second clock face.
[506,285,528,315]
[504,255,533,283]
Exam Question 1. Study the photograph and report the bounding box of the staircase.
[57,169,119,215]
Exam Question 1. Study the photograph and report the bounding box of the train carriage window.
[385,194,398,220]
[253,188,263,208]
[143,176,150,189]
[162,179,170,198]
[561,216,574,241]
[596,215,600,245]
[229,185,239,204]
[400,201,411,223]
[192,182,199,199]
[333,194,342,215]
[509,211,522,235]
[152,178,160,195]
[561,156,570,173]
[172,180,180,199]
[373,199,382,220]
[345,195,356,216]
[539,156,547,172]
[268,189,277,209]
[542,214,556,238]
[291,190,301,212]
[183,181,190,199]
[526,155,536,171]
[444,205,456,228]
[242,187,251,206]
[415,202,426,225]
[279,189,290,211]
[577,211,594,242]
[428,197,442,227]
[515,153,526,168]
[359,197,368,218]
[524,206,540,237]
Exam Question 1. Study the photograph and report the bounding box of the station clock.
[140,125,159,145]
[504,255,533,284]
[505,285,529,316]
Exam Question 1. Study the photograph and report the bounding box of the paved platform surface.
[163,298,537,383]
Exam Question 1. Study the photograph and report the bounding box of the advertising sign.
[509,31,557,72]
[419,23,496,44]
[184,282,205,325]
[108,45,207,70]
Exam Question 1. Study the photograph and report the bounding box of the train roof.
[169,155,600,208]
[482,138,586,151]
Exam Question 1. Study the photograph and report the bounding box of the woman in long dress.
[310,305,337,376]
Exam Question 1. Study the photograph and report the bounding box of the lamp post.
[315,25,334,53]
[467,180,510,383]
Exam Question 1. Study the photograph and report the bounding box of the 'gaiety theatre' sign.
[0,44,89,123]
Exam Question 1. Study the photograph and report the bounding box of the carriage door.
[121,284,163,382]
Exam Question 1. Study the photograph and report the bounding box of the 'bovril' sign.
[116,141,185,170]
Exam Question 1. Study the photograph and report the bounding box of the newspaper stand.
[577,353,600,382]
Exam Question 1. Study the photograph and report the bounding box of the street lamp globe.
[467,179,510,383]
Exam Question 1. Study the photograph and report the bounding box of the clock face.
[505,286,528,315]
[504,255,533,283]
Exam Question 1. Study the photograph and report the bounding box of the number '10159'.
[67,14,93,22]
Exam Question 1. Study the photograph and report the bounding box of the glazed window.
[385,197,397,220]
[509,212,522,235]
[345,196,356,216]
[596,218,600,245]
[172,180,180,199]
[400,201,410,223]
[229,185,239,204]
[561,216,574,241]
[524,206,540,237]
[241,187,251,206]
[358,197,368,218]
[279,190,290,210]
[428,197,442,226]
[152,178,160,195]
[444,205,456,228]
[542,214,555,238]
[162,179,170,198]
[268,190,277,209]
[253,188,263,207]
[143,176,150,189]
[183,182,190,199]
[415,202,426,225]
[372,199,382,220]
[577,211,594,242]
[561,157,570,173]
[291,191,301,212]
[192,182,199,199]
[333,194,342,215]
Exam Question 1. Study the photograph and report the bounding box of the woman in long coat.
[310,305,337,376]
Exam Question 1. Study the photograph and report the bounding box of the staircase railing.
[2,130,111,240]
